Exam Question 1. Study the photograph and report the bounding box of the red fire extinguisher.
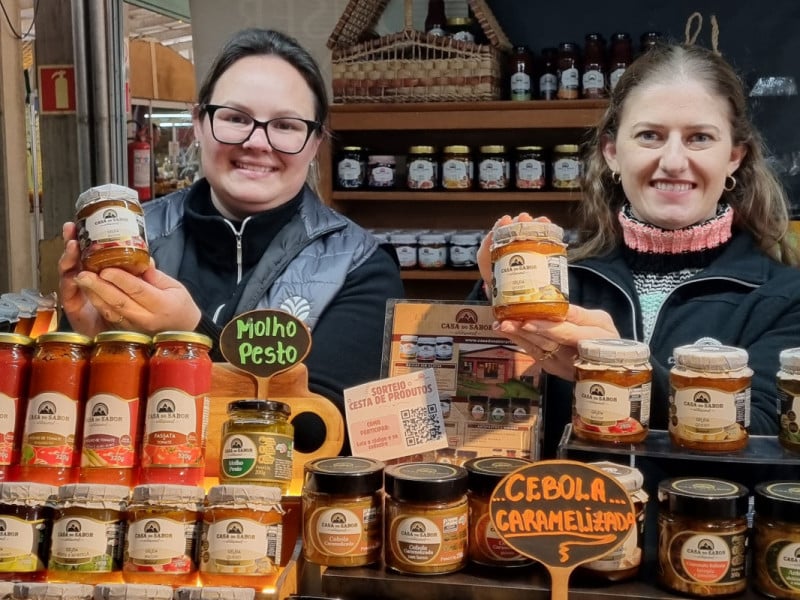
[128,128,152,201]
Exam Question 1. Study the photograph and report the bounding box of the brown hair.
[575,43,798,266]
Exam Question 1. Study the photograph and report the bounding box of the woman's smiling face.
[602,78,746,230]
[194,54,321,218]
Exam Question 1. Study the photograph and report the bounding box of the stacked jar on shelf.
[373,229,484,270]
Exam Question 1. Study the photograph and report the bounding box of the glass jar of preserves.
[140,332,213,487]
[219,400,294,493]
[417,233,448,270]
[441,145,472,190]
[384,462,468,575]
[94,584,175,600]
[48,483,130,584]
[0,482,57,582]
[416,337,436,363]
[573,339,651,444]
[777,347,800,453]
[435,336,453,362]
[389,231,418,269]
[18,332,92,486]
[2,294,37,338]
[514,146,546,190]
[556,42,580,100]
[582,33,607,99]
[448,231,481,269]
[552,144,582,190]
[21,289,58,340]
[490,220,569,321]
[463,457,532,568]
[657,477,749,597]
[538,47,558,100]
[446,17,474,43]
[122,484,205,586]
[302,456,384,567]
[669,341,752,452]
[0,333,33,482]
[478,145,510,190]
[406,146,438,190]
[608,32,632,93]
[508,46,533,101]
[75,184,150,276]
[398,335,418,361]
[367,155,396,189]
[12,583,95,600]
[336,146,366,189]
[199,484,284,589]
[80,331,151,487]
[753,481,800,600]
[579,462,648,582]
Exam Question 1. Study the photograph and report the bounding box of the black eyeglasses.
[201,104,321,154]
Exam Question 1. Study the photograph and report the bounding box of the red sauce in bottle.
[0,333,33,482]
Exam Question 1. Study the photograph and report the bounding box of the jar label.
[510,72,532,101]
[452,31,474,43]
[142,388,208,469]
[0,515,45,572]
[50,515,121,572]
[309,506,370,557]
[610,67,626,91]
[442,159,471,189]
[670,531,746,585]
[516,159,545,188]
[201,518,282,574]
[553,158,582,184]
[670,386,749,442]
[450,244,478,267]
[479,159,509,189]
[337,158,364,187]
[21,392,78,468]
[220,431,293,485]
[539,73,557,95]
[389,512,467,567]
[582,70,606,91]
[407,159,436,189]
[78,206,148,250]
[125,516,197,572]
[777,388,800,447]
[394,244,418,268]
[82,392,139,469]
[574,380,651,435]
[0,392,18,466]
[369,166,394,186]
[418,245,448,269]
[492,252,569,308]
[472,511,526,563]
[766,540,800,591]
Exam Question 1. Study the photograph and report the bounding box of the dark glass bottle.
[556,42,580,100]
[425,0,447,36]
[538,47,558,100]
[639,31,662,55]
[508,45,533,101]
[608,32,633,93]
[582,33,607,99]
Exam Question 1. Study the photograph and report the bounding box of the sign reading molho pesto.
[490,460,636,600]
[220,308,311,378]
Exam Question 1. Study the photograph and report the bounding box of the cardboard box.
[382,300,542,463]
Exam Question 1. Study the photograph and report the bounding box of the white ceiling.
[19,1,194,61]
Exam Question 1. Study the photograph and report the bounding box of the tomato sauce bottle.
[17,332,92,485]
[0,333,34,482]
[139,332,212,487]
[80,331,151,487]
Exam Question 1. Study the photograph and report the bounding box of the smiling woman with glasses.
[58,28,405,456]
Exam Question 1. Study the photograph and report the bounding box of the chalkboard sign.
[219,309,311,379]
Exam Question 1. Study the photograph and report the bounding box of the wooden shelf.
[400,269,479,280]
[332,191,581,202]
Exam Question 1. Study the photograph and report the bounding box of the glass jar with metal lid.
[12,583,95,600]
[657,477,749,597]
[573,339,652,444]
[406,146,438,190]
[75,184,150,275]
[753,481,800,599]
[514,146,546,189]
[777,347,800,453]
[551,144,582,189]
[336,146,366,189]
[302,456,384,567]
[449,231,481,269]
[366,155,396,189]
[389,231,418,269]
[490,220,569,321]
[384,462,468,575]
[668,341,752,452]
[556,42,580,100]
[94,584,175,600]
[219,400,294,493]
[441,145,472,190]
[0,481,57,582]
[478,145,510,190]
[446,17,475,43]
[417,232,448,270]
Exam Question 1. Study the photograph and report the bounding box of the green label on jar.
[221,432,293,485]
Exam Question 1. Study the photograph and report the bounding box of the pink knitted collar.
[618,204,734,254]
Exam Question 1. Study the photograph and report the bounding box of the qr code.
[401,403,442,447]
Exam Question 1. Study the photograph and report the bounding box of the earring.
[611,171,621,184]
[724,174,737,191]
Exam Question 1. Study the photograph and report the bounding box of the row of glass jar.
[0,481,284,590]
[1,583,257,600]
[336,144,583,191]
[373,229,484,270]
[0,289,58,338]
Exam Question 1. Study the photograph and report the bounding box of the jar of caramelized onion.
[573,339,651,444]
[490,220,568,321]
[777,347,800,453]
[668,341,752,452]
[75,184,150,275]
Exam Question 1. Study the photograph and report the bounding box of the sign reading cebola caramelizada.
[489,460,636,568]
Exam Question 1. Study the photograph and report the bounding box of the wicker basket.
[327,0,511,103]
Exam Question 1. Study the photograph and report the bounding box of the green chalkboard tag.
[219,309,311,379]
[489,459,635,600]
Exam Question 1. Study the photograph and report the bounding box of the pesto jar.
[219,400,294,493]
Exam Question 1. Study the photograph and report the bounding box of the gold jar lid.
[779,347,800,373]
[554,144,580,154]
[94,331,152,346]
[409,145,436,154]
[0,332,34,346]
[492,220,565,245]
[480,145,507,154]
[516,146,543,152]
[341,145,364,152]
[443,145,470,154]
[152,330,213,348]
[447,16,473,26]
[577,339,651,365]
[673,341,749,372]
[36,331,93,346]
